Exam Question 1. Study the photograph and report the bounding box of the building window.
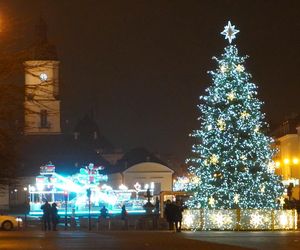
[74,132,79,140]
[40,110,48,128]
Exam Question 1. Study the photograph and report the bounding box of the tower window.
[40,110,49,128]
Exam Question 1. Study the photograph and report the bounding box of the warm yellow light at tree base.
[284,158,290,165]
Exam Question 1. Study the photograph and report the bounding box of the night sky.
[1,0,299,161]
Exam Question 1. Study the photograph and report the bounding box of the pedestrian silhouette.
[121,205,127,220]
[121,204,128,230]
[174,200,183,232]
[51,203,59,231]
[164,200,174,230]
[100,206,108,219]
[41,200,51,231]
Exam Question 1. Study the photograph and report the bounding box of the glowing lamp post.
[23,187,29,228]
[64,191,68,230]
[86,188,91,231]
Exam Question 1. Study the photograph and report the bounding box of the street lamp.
[86,188,91,231]
[23,187,29,228]
[64,191,68,230]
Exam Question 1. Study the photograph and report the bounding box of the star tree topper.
[221,21,239,44]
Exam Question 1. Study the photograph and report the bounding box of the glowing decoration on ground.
[221,21,239,44]
[217,119,226,130]
[274,210,297,230]
[227,91,235,101]
[207,124,212,131]
[182,209,297,230]
[236,64,244,72]
[254,126,260,133]
[250,213,263,228]
[260,185,265,193]
[233,194,240,204]
[210,211,234,229]
[181,209,202,230]
[29,163,155,216]
[209,154,219,165]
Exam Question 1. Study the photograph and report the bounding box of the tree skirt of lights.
[182,209,297,230]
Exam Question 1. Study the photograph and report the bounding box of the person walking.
[164,200,174,230]
[121,204,128,230]
[174,200,183,232]
[51,203,59,231]
[100,206,109,219]
[41,200,51,231]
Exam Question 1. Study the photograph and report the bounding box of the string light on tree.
[217,118,226,130]
[240,111,250,119]
[236,64,245,72]
[267,162,276,173]
[233,194,240,204]
[209,154,219,165]
[227,91,235,101]
[240,155,247,161]
[208,196,215,206]
[220,65,227,73]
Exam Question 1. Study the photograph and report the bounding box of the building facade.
[273,117,300,200]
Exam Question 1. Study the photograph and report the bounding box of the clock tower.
[24,18,61,135]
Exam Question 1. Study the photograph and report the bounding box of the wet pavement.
[0,230,247,250]
[1,230,300,250]
[184,231,300,250]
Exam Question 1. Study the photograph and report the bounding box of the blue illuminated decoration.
[29,163,155,215]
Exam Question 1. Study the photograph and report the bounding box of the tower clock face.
[39,73,48,82]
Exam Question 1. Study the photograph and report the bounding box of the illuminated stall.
[29,163,155,216]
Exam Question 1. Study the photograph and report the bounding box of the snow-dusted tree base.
[182,209,297,230]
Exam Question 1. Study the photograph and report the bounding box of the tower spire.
[29,17,57,60]
[35,16,48,45]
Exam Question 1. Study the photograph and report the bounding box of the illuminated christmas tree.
[187,22,284,209]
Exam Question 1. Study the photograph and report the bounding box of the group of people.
[41,201,60,231]
[164,200,183,232]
